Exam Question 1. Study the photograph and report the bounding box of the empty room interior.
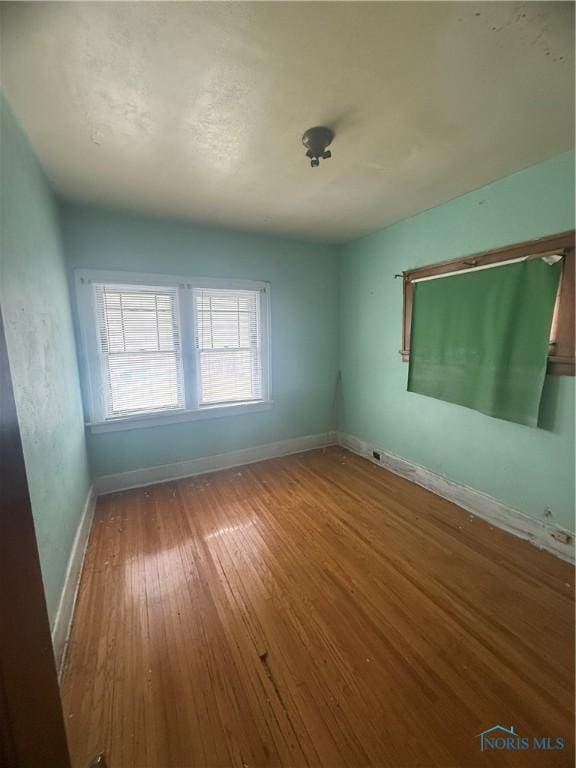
[1,2,575,767]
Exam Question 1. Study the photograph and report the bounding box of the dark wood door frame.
[0,307,72,767]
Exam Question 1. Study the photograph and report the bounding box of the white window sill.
[87,400,273,434]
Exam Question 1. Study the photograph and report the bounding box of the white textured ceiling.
[1,1,574,242]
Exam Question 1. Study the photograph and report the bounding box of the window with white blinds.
[76,272,271,426]
[95,285,185,417]
[194,288,262,405]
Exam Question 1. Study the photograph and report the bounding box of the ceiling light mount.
[302,126,334,168]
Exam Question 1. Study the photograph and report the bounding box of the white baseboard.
[338,431,574,564]
[52,485,96,677]
[95,431,338,495]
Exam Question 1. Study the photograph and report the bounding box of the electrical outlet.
[550,530,572,545]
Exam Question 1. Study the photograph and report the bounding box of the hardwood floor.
[61,447,574,768]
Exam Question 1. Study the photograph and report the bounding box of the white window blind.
[77,272,270,426]
[95,284,185,417]
[194,287,263,405]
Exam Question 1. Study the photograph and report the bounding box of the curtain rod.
[395,250,565,282]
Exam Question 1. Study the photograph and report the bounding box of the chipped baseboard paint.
[52,485,96,677]
[95,431,338,495]
[337,431,574,564]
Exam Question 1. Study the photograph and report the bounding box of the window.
[194,288,263,405]
[95,285,184,417]
[400,231,575,377]
[407,258,562,426]
[76,272,271,430]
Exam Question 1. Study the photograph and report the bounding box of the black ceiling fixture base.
[302,126,334,168]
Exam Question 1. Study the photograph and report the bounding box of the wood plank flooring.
[61,447,574,768]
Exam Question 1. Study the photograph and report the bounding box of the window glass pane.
[194,288,263,404]
[108,353,181,414]
[95,284,184,417]
[199,349,261,404]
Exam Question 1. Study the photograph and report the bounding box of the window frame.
[400,231,575,376]
[75,270,272,432]
[94,282,186,419]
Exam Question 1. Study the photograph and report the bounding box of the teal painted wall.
[339,152,575,531]
[0,97,91,624]
[61,204,340,478]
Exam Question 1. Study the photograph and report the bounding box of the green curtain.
[407,258,562,427]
